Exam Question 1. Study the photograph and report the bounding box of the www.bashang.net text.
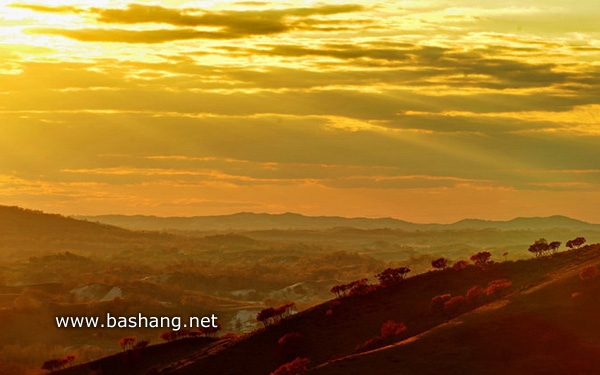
[55,313,218,331]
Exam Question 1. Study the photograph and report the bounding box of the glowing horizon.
[1,1,599,223]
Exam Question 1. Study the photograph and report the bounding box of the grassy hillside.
[309,247,600,375]
[52,244,600,375]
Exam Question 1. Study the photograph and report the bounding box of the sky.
[0,0,599,223]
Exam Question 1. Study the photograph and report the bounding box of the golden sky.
[1,0,599,222]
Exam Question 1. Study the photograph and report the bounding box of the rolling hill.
[53,243,600,375]
[0,205,172,259]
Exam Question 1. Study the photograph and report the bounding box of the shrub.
[380,320,407,338]
[431,257,449,270]
[270,357,310,375]
[466,285,484,305]
[452,260,469,270]
[443,295,467,317]
[430,293,452,315]
[484,279,512,297]
[119,336,136,351]
[356,320,407,353]
[41,355,75,372]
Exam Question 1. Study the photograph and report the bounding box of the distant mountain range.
[75,212,600,232]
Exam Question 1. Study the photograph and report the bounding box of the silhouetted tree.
[528,238,549,258]
[567,237,586,250]
[375,267,410,286]
[470,252,492,268]
[258,303,296,327]
[274,302,296,321]
[348,279,375,296]
[431,257,449,270]
[452,260,469,270]
[257,307,277,327]
[330,284,345,298]
[330,279,370,298]
[549,241,561,254]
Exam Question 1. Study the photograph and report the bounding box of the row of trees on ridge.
[529,237,586,258]
[257,302,297,327]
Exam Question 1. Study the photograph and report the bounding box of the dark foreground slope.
[55,244,600,375]
[309,247,600,375]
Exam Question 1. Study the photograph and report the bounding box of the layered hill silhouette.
[77,212,600,232]
[0,205,171,259]
[53,243,600,375]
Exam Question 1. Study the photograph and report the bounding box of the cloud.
[400,104,600,135]
[247,44,412,61]
[27,28,236,43]
[217,42,579,92]
[93,4,289,35]
[3,110,600,192]
[9,3,82,14]
[321,175,494,190]
[21,3,365,42]
[93,3,364,26]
